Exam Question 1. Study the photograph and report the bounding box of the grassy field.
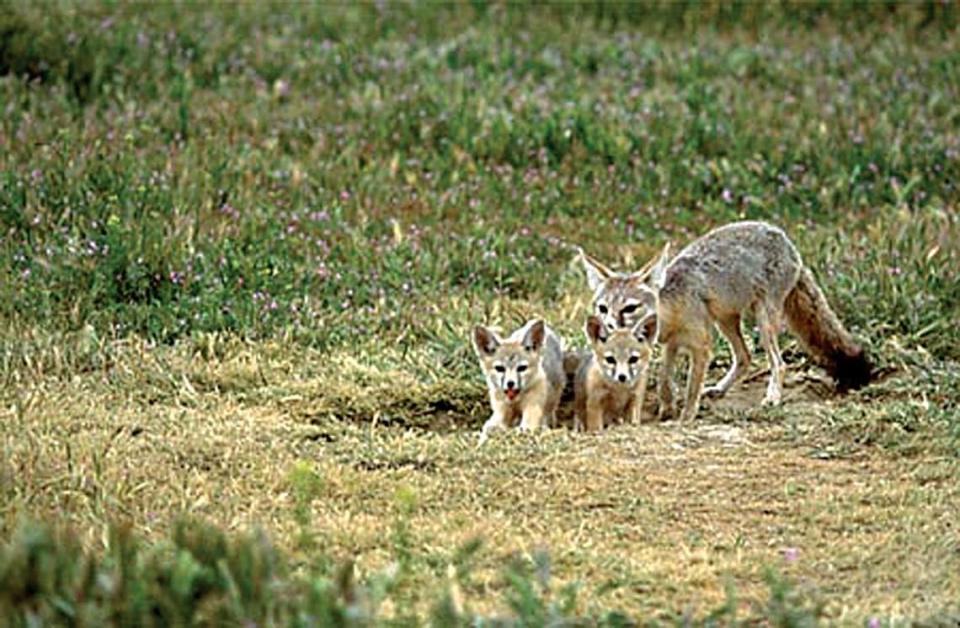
[2,2,959,624]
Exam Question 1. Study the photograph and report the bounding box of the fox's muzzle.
[501,376,521,400]
[613,366,633,384]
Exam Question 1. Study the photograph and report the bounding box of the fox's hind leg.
[756,303,786,405]
[704,313,751,398]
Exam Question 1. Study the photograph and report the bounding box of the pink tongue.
[505,388,519,400]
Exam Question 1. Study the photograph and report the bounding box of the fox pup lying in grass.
[581,221,873,422]
[574,310,657,431]
[472,319,565,444]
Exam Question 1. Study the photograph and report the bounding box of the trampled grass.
[1,2,959,624]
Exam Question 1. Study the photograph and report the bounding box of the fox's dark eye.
[494,365,505,373]
[628,355,640,364]
[597,304,608,314]
[622,304,639,314]
[604,356,616,365]
[516,364,528,373]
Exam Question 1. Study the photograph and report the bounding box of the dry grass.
[3,339,957,623]
[3,5,959,623]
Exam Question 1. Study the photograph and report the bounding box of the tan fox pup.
[472,319,565,444]
[581,221,872,422]
[575,312,657,431]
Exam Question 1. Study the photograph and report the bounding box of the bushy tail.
[784,267,872,391]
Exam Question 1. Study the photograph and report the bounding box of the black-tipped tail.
[784,268,873,392]
[828,348,873,392]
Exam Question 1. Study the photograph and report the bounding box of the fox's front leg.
[478,412,506,446]
[519,404,546,431]
[584,398,605,432]
[573,382,586,432]
[680,348,709,422]
[630,362,650,424]
[544,389,561,430]
[657,343,678,421]
[573,400,585,431]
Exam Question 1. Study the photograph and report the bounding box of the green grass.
[2,2,958,352]
[1,516,840,626]
[1,2,959,624]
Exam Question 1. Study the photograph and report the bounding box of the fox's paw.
[656,406,675,422]
[517,423,545,434]
[761,392,782,406]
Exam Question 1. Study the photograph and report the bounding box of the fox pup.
[575,312,657,431]
[581,221,872,422]
[472,319,565,444]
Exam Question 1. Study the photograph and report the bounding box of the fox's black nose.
[506,380,516,389]
[618,374,627,383]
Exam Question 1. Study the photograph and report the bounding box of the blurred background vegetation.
[2,1,957,363]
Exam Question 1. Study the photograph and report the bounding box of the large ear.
[584,315,608,344]
[628,241,671,285]
[522,319,546,352]
[472,325,500,356]
[578,247,614,291]
[632,311,658,344]
[648,242,671,289]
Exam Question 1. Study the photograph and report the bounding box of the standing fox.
[580,221,872,422]
[472,319,566,444]
[575,312,657,431]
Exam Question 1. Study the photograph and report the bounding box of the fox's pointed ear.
[473,325,500,356]
[632,312,658,345]
[629,242,671,285]
[578,248,614,291]
[584,315,608,344]
[522,319,546,352]
[649,242,671,289]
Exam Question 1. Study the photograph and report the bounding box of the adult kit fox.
[581,221,872,422]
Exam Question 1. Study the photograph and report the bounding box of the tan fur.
[580,246,667,331]
[583,221,872,423]
[574,315,655,431]
[472,319,566,444]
